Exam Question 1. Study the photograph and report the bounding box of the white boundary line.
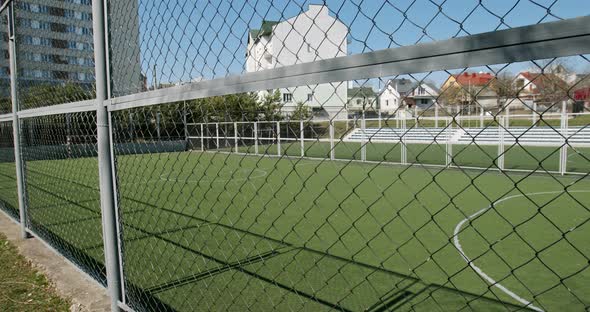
[452,190,590,312]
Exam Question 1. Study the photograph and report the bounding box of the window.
[283,93,293,103]
[516,79,525,89]
[356,99,362,105]
[385,100,389,107]
[307,93,314,102]
[307,44,311,52]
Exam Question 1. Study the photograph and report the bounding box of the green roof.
[348,87,376,98]
[249,20,279,40]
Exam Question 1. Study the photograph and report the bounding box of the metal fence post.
[329,120,335,160]
[446,117,452,166]
[277,121,281,156]
[434,102,439,128]
[254,121,259,155]
[215,123,219,150]
[234,122,238,153]
[559,101,568,175]
[532,102,537,126]
[156,111,161,140]
[361,111,366,162]
[300,120,304,157]
[505,102,510,127]
[498,116,505,170]
[183,101,188,142]
[7,2,29,239]
[401,115,407,165]
[92,0,122,310]
[480,106,484,128]
[200,124,204,151]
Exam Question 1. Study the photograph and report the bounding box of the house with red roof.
[574,87,590,111]
[515,72,569,106]
[440,72,497,108]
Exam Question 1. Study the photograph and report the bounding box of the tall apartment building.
[246,5,348,119]
[0,0,142,98]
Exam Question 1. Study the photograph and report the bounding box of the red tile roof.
[518,72,567,90]
[452,72,494,87]
[574,87,590,101]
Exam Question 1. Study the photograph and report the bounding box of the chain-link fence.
[0,0,589,311]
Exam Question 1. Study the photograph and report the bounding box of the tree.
[439,84,478,113]
[290,102,312,120]
[490,73,517,110]
[258,90,283,121]
[21,83,95,109]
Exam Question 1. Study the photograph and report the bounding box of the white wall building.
[379,79,440,116]
[246,5,348,119]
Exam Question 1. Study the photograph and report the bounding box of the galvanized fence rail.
[0,0,589,311]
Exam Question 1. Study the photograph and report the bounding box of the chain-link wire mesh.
[0,0,587,311]
[0,120,19,220]
[0,9,11,114]
[101,0,590,311]
[20,111,106,284]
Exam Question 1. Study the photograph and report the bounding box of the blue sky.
[135,0,590,88]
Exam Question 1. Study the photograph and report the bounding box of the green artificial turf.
[0,148,588,311]
[226,140,590,174]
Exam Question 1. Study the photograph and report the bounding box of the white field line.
[452,190,590,312]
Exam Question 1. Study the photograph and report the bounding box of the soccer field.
[2,148,588,311]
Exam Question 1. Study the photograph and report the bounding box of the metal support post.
[183,101,188,142]
[480,106,484,128]
[234,122,238,153]
[414,103,419,129]
[361,112,366,161]
[200,124,204,151]
[378,109,382,128]
[128,113,133,141]
[276,121,281,156]
[329,120,335,160]
[434,102,439,128]
[446,117,453,166]
[559,101,568,175]
[156,111,161,140]
[498,116,505,170]
[532,102,537,126]
[505,102,510,127]
[7,2,29,239]
[66,113,72,158]
[92,0,122,310]
[215,123,219,150]
[254,122,259,155]
[300,120,304,157]
[401,117,407,165]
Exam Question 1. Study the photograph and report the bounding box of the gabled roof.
[249,20,279,41]
[423,82,440,93]
[348,87,377,98]
[518,72,568,90]
[452,72,495,87]
[386,78,416,94]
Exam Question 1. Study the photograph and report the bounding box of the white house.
[246,5,348,119]
[378,79,439,116]
[347,87,378,112]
